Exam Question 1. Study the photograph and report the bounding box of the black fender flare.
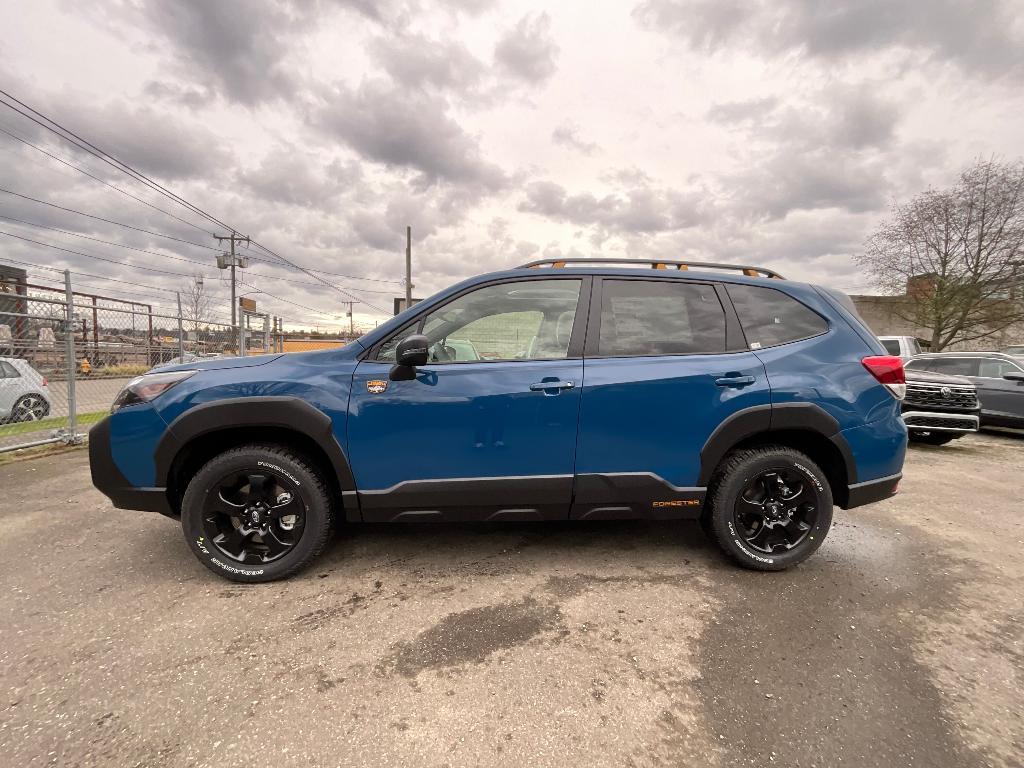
[698,402,857,486]
[154,396,355,493]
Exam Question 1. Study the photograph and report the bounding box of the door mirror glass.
[396,334,429,367]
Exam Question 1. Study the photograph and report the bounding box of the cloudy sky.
[2,0,1023,330]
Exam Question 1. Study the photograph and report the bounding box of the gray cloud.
[552,121,599,155]
[370,33,485,93]
[315,79,507,190]
[634,0,1024,80]
[519,178,705,235]
[134,0,299,103]
[707,96,778,125]
[238,148,361,207]
[495,12,559,83]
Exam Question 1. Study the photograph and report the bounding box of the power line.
[0,213,215,268]
[0,186,220,250]
[0,124,214,236]
[0,236,345,319]
[0,185,403,285]
[0,89,231,232]
[0,90,402,311]
[0,212,398,296]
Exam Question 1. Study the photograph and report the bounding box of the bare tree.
[182,274,212,336]
[857,158,1024,350]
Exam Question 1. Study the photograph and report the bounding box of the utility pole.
[346,301,354,335]
[405,225,413,310]
[214,232,250,351]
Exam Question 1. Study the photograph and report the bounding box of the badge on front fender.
[366,379,388,394]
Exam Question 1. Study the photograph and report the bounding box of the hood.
[905,368,974,387]
[158,354,283,373]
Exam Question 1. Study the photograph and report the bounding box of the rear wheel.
[181,444,333,583]
[705,446,833,571]
[908,431,957,446]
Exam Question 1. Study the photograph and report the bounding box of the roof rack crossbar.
[520,257,784,279]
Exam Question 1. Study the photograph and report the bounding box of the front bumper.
[901,410,979,433]
[89,416,174,516]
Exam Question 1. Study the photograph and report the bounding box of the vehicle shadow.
[316,518,722,579]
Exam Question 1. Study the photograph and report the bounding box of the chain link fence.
[0,270,273,453]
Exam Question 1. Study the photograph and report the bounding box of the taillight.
[862,355,906,400]
[42,378,48,387]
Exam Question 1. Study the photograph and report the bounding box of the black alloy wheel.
[202,470,306,564]
[733,468,818,554]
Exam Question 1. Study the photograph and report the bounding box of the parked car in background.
[90,257,908,582]
[878,335,931,362]
[0,357,52,423]
[902,369,979,445]
[906,352,1024,429]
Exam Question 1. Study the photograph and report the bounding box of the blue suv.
[89,259,908,582]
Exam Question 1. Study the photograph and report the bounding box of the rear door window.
[880,339,901,355]
[727,284,828,349]
[597,279,726,357]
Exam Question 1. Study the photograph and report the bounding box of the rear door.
[975,357,1024,426]
[573,277,769,518]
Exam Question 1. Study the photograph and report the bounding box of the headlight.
[111,370,197,413]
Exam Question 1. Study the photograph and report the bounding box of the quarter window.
[0,361,19,378]
[727,285,827,348]
[597,280,726,357]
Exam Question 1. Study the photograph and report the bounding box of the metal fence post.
[176,292,184,359]
[239,312,246,357]
[64,270,79,443]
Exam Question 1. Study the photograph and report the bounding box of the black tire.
[181,444,333,583]
[908,431,957,446]
[704,446,833,571]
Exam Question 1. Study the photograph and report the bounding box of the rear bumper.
[89,416,174,516]
[843,472,902,509]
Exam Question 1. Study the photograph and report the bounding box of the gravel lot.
[1,433,1022,768]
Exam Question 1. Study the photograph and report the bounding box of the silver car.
[0,357,52,423]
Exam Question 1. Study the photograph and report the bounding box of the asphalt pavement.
[1,433,1021,767]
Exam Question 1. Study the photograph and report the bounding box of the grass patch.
[1,410,105,438]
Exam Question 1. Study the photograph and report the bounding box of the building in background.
[852,274,1024,351]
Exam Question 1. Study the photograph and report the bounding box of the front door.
[348,277,587,521]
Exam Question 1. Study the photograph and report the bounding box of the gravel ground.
[1,433,1022,767]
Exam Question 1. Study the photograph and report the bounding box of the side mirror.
[396,334,429,368]
[1003,371,1024,383]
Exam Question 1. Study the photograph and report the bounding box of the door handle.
[529,380,575,392]
[715,375,756,387]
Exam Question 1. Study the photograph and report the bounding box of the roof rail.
[518,257,785,279]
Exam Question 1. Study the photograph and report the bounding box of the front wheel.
[704,446,833,571]
[11,394,49,422]
[181,444,334,583]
